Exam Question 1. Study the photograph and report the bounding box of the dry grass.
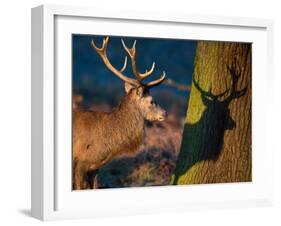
[97,116,184,188]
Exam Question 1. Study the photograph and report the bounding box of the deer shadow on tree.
[173,64,247,185]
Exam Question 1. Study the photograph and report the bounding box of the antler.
[91,36,166,89]
[121,39,156,81]
[193,63,247,104]
[121,39,166,88]
[91,37,139,87]
[224,63,247,104]
[193,73,228,100]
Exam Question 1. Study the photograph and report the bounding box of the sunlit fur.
[73,84,166,189]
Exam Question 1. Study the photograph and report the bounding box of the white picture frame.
[31,4,274,221]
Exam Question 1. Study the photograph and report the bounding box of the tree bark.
[173,41,252,184]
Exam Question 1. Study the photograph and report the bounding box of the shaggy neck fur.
[107,93,145,155]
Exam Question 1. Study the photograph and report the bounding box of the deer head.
[91,36,167,122]
[193,63,247,131]
[185,62,248,163]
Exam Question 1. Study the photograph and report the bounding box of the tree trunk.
[173,41,252,185]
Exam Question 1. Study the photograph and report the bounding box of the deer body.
[73,37,166,190]
[73,95,145,168]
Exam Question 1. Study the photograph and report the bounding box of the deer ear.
[124,82,135,93]
[136,87,144,97]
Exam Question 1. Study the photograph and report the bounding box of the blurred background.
[72,34,197,188]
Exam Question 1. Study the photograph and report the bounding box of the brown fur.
[73,89,147,189]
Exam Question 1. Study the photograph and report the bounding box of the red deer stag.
[73,37,167,190]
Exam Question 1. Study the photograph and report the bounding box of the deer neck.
[111,96,145,153]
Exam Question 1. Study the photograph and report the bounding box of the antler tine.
[121,39,142,80]
[91,36,109,53]
[193,72,228,100]
[121,39,156,82]
[227,64,241,93]
[224,63,247,103]
[121,38,166,88]
[141,62,155,78]
[193,73,212,98]
[120,56,128,72]
[91,37,139,87]
[121,39,135,59]
[146,71,166,88]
